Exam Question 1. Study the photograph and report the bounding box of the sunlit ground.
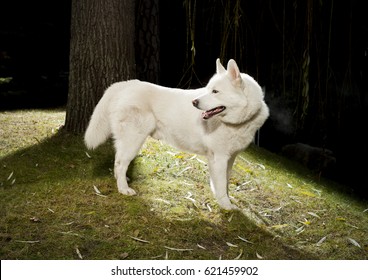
[0,110,367,259]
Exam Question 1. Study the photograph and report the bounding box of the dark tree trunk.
[65,0,136,134]
[135,0,160,83]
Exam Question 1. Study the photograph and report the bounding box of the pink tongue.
[202,111,211,119]
[202,107,224,119]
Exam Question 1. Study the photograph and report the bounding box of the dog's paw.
[218,201,238,211]
[118,187,137,196]
[216,196,238,211]
[224,204,238,211]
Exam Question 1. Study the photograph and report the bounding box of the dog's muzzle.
[192,99,226,119]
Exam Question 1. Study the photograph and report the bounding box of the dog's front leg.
[208,155,237,210]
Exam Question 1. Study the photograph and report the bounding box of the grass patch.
[0,110,367,260]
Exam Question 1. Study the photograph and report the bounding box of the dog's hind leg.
[208,154,237,210]
[112,109,154,196]
[113,137,144,196]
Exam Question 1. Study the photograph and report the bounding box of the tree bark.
[65,0,136,134]
[135,0,160,83]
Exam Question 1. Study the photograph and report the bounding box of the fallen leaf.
[154,198,171,205]
[256,163,266,170]
[312,188,322,196]
[14,240,40,244]
[120,252,129,259]
[347,237,361,248]
[128,235,150,243]
[206,203,212,212]
[226,242,238,248]
[237,236,254,244]
[234,249,243,260]
[151,254,164,259]
[346,223,359,229]
[75,246,83,259]
[30,217,41,223]
[295,225,305,234]
[7,171,14,181]
[273,206,283,212]
[164,246,193,251]
[61,221,74,226]
[256,252,263,259]
[196,158,206,165]
[308,212,320,218]
[240,180,252,186]
[185,192,197,204]
[197,244,206,250]
[93,185,101,194]
[59,231,81,237]
[176,166,192,176]
[316,236,327,246]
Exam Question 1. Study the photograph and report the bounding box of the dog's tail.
[84,94,111,150]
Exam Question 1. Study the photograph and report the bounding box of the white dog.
[85,59,269,210]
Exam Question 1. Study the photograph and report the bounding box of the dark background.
[0,0,367,197]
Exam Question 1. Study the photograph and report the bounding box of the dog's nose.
[192,99,199,108]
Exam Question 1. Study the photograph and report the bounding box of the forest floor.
[0,110,367,260]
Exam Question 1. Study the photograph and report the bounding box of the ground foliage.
[0,110,367,259]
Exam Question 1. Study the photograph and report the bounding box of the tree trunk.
[65,0,136,134]
[135,0,160,83]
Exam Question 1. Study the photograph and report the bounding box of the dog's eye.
[212,89,219,94]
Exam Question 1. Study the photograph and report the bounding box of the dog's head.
[192,59,267,125]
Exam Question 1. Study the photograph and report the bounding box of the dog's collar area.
[202,106,226,119]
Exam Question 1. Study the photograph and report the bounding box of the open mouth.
[201,106,226,120]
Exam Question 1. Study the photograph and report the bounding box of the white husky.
[85,59,269,210]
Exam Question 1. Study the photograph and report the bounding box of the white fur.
[85,59,269,210]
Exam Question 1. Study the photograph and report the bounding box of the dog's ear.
[227,59,240,80]
[227,59,243,87]
[216,58,226,74]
